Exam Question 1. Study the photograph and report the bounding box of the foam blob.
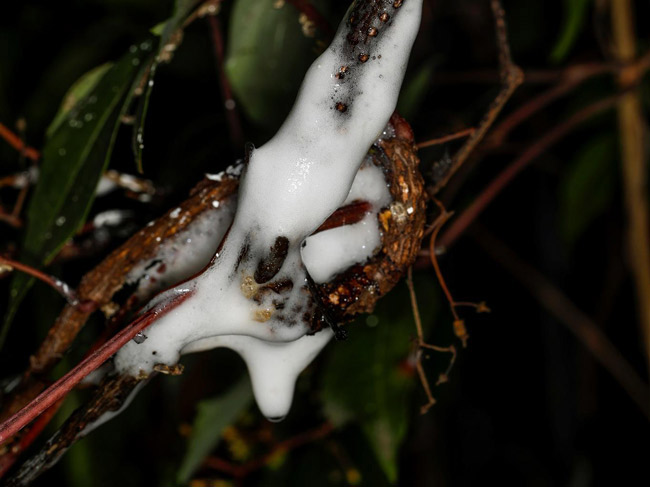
[114,0,422,420]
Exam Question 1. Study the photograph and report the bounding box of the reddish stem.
[0,122,40,161]
[0,290,193,444]
[439,95,620,248]
[0,256,81,306]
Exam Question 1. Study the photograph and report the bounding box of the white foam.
[114,0,422,420]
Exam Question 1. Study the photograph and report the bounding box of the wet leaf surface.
[225,0,327,129]
[2,42,154,347]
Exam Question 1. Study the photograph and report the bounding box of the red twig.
[0,256,82,307]
[0,290,193,444]
[0,398,64,477]
[0,122,40,162]
[439,94,620,248]
[0,208,22,228]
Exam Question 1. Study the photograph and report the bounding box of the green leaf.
[322,278,437,483]
[1,42,154,349]
[176,378,253,484]
[397,62,434,120]
[558,134,617,246]
[46,63,114,138]
[550,0,591,63]
[225,0,325,128]
[132,0,200,172]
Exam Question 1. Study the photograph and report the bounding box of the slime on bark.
[111,0,424,421]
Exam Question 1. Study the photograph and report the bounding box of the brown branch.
[0,290,192,445]
[474,228,650,421]
[610,0,650,372]
[439,94,620,249]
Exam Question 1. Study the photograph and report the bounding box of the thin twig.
[429,0,523,195]
[439,94,621,249]
[0,256,81,307]
[487,65,611,146]
[416,128,475,150]
[610,0,650,372]
[0,291,192,444]
[406,267,457,414]
[0,122,40,162]
[474,228,650,421]
[0,208,22,228]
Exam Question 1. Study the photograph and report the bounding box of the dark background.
[1,0,649,485]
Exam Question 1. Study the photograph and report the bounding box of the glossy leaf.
[46,63,113,138]
[558,134,617,246]
[176,378,253,484]
[550,0,591,62]
[225,0,325,128]
[322,278,437,483]
[1,42,154,348]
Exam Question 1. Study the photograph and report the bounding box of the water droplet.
[84,113,94,122]
[140,40,152,51]
[58,148,67,156]
[55,216,66,226]
[211,200,220,208]
[148,79,154,87]
[366,315,379,327]
[88,95,97,104]
[224,99,236,110]
[129,45,138,53]
[133,332,147,344]
[132,58,141,66]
